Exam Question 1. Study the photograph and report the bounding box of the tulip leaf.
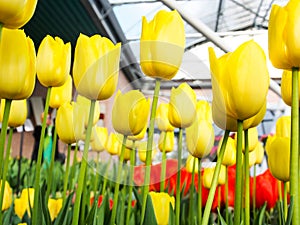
[132,186,142,208]
[3,202,14,225]
[257,202,267,225]
[98,194,111,225]
[143,194,158,225]
[168,202,175,225]
[285,196,294,225]
[217,208,227,225]
[39,183,51,225]
[86,197,97,225]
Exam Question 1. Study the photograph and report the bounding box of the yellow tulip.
[156,103,174,132]
[149,192,175,225]
[234,127,258,152]
[119,146,131,161]
[140,10,185,80]
[106,133,121,155]
[254,142,264,165]
[248,150,257,168]
[168,83,197,128]
[276,116,291,138]
[137,141,157,163]
[0,28,36,100]
[73,33,121,100]
[203,165,226,189]
[112,90,150,136]
[185,155,199,174]
[281,70,300,106]
[128,123,148,141]
[265,135,275,156]
[209,40,269,122]
[0,180,12,211]
[49,75,73,109]
[56,102,76,144]
[48,198,63,221]
[90,126,108,152]
[0,0,37,29]
[14,188,34,218]
[76,95,100,128]
[268,0,300,69]
[17,223,27,225]
[266,136,290,182]
[37,35,71,87]
[218,136,236,167]
[158,131,174,153]
[0,99,27,127]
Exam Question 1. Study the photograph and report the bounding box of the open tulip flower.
[0,99,27,128]
[0,0,37,29]
[48,198,63,222]
[14,188,34,219]
[0,28,36,100]
[112,90,150,136]
[49,75,73,109]
[73,33,121,100]
[0,180,11,211]
[37,35,71,87]
[140,10,185,80]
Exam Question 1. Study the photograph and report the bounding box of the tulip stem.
[189,157,196,224]
[0,23,2,40]
[0,128,13,225]
[175,128,183,225]
[252,165,256,222]
[126,141,136,225]
[110,135,127,225]
[198,159,202,225]
[291,67,299,225]
[46,126,58,201]
[202,130,229,225]
[72,99,96,225]
[160,131,167,192]
[234,120,243,225]
[225,166,229,224]
[141,78,160,225]
[63,144,71,203]
[284,182,288,220]
[101,157,111,195]
[0,99,12,178]
[69,143,78,191]
[32,87,52,225]
[244,129,250,225]
[94,152,100,195]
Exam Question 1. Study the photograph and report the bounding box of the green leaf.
[86,197,97,225]
[168,202,175,225]
[285,196,294,225]
[143,194,158,225]
[257,202,267,225]
[217,208,227,225]
[39,183,51,225]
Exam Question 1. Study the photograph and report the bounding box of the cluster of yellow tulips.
[0,0,300,224]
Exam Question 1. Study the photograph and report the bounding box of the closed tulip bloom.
[276,116,291,138]
[266,136,290,182]
[203,165,226,189]
[56,102,76,144]
[73,34,121,100]
[209,40,269,122]
[106,133,121,155]
[140,10,185,80]
[218,136,236,166]
[268,0,300,69]
[137,141,157,163]
[128,124,147,141]
[112,90,150,136]
[49,75,73,109]
[158,131,174,153]
[195,100,213,122]
[37,36,71,87]
[48,198,62,221]
[0,28,36,100]
[0,99,27,127]
[76,95,100,128]
[91,126,108,152]
[168,83,197,128]
[254,142,264,165]
[248,149,257,168]
[149,192,175,225]
[156,103,174,132]
[185,155,199,174]
[281,70,300,106]
[0,180,12,211]
[0,0,37,29]
[235,127,258,152]
[14,188,34,218]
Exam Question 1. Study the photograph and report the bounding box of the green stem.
[189,157,196,224]
[63,144,71,203]
[218,186,221,225]
[94,152,100,195]
[126,141,136,225]
[140,78,160,225]
[110,135,127,225]
[80,168,88,225]
[0,99,12,178]
[46,126,57,201]
[252,165,256,223]
[160,131,167,192]
[244,129,250,225]
[291,67,299,225]
[72,99,96,225]
[32,87,52,225]
[0,128,13,225]
[198,159,202,225]
[225,166,229,224]
[69,143,78,191]
[233,120,243,225]
[284,182,288,221]
[175,128,183,225]
[101,158,110,195]
[202,130,229,225]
